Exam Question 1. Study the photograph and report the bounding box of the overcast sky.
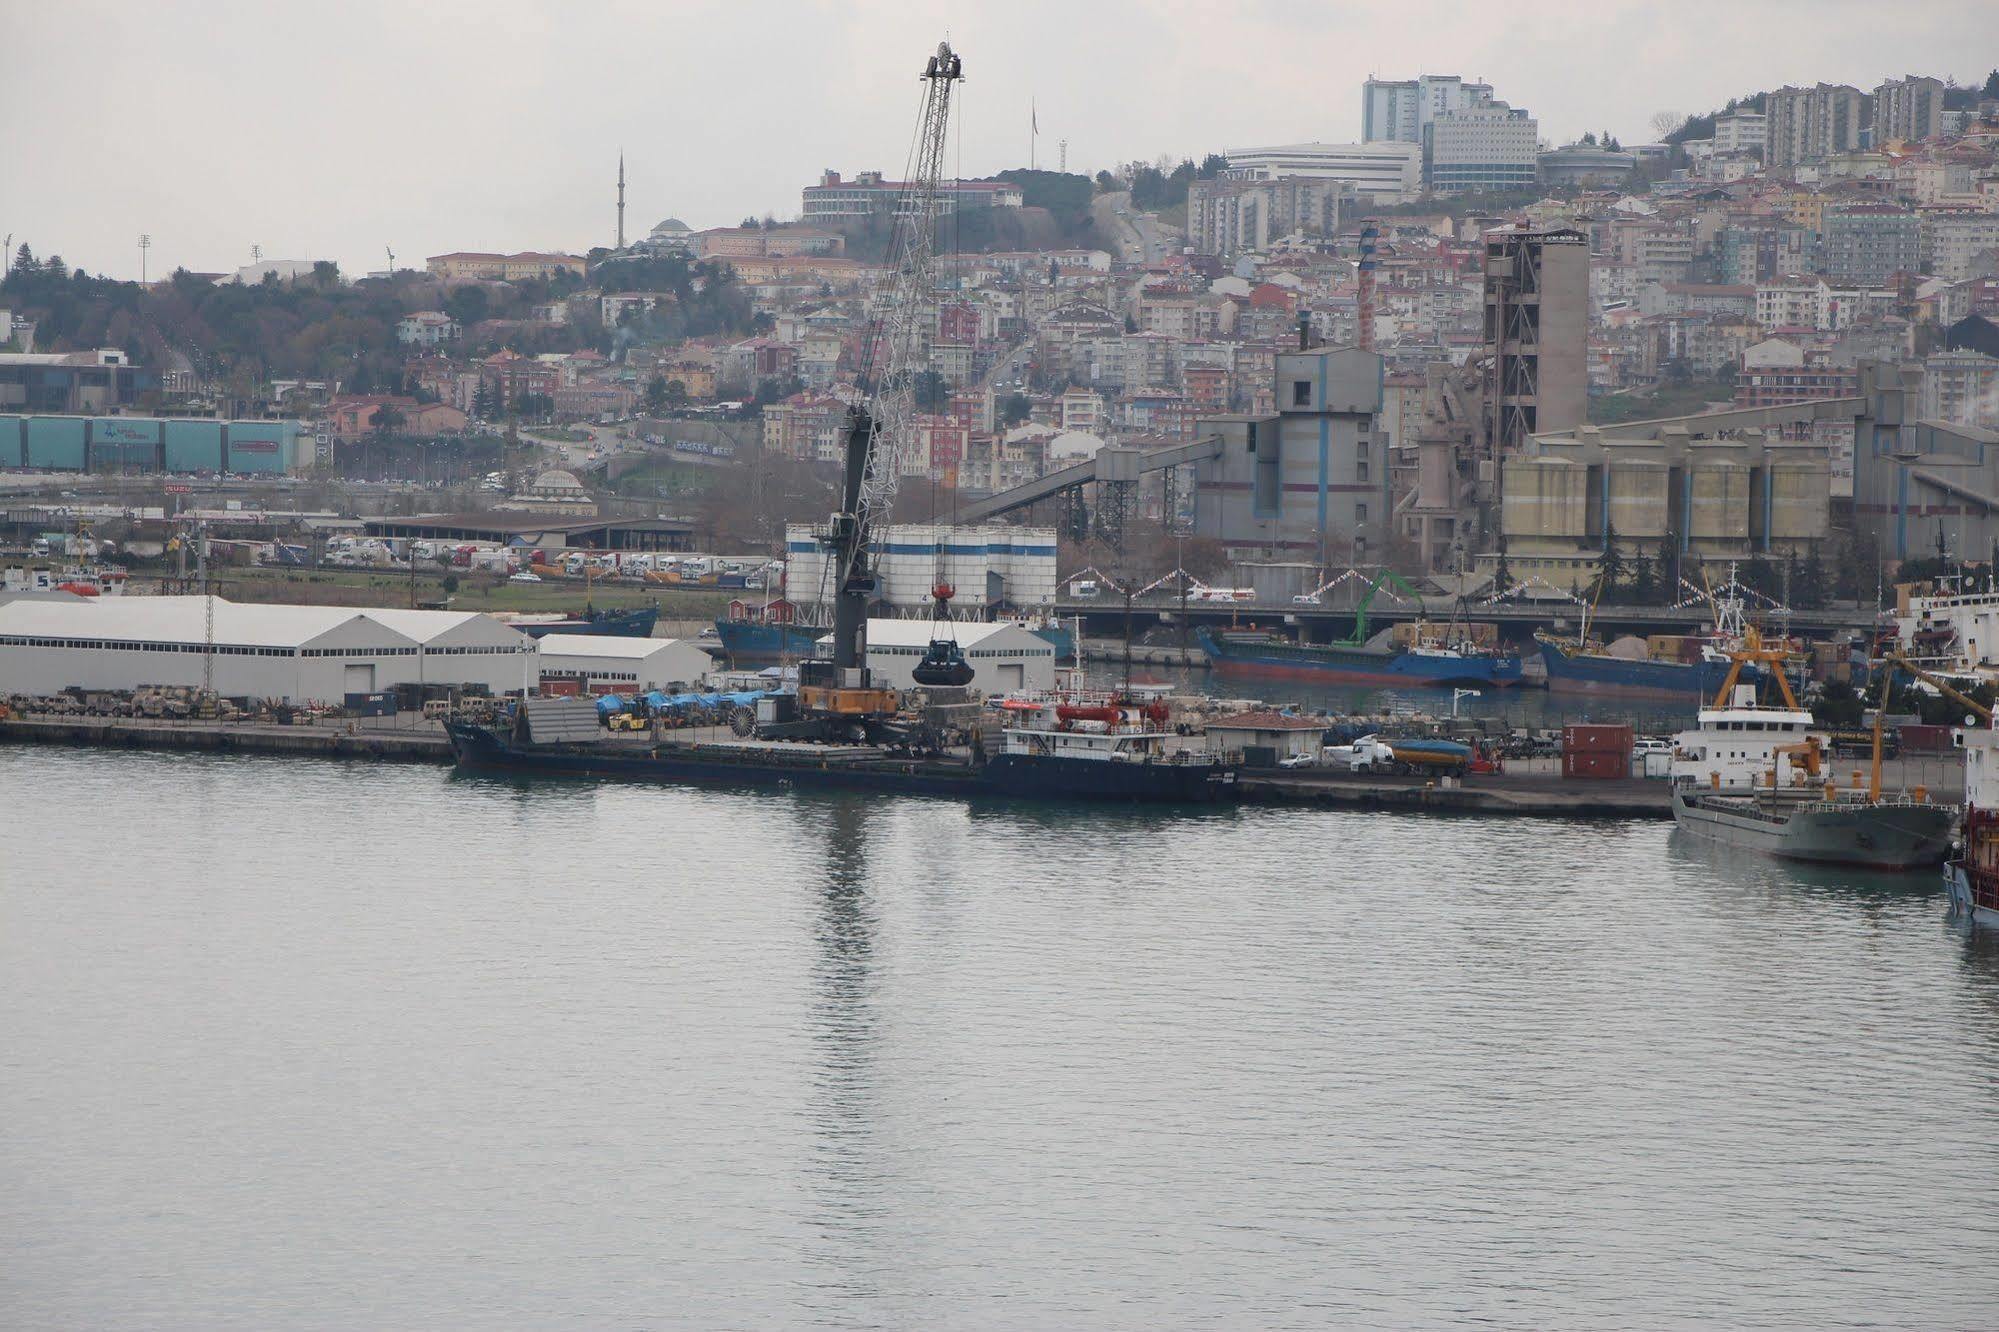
[4,0,1992,281]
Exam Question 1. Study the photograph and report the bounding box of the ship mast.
[824,40,963,675]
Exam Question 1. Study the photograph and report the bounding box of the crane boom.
[823,40,963,675]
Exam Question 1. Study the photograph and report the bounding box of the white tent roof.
[0,595,383,648]
[850,619,1043,649]
[362,607,530,647]
[534,633,688,660]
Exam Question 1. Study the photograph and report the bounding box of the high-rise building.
[1765,84,1867,171]
[1361,74,1494,144]
[1874,75,1945,145]
[1185,176,1351,256]
[1822,205,1921,286]
[1427,102,1539,193]
[1483,228,1588,452]
[1712,111,1768,155]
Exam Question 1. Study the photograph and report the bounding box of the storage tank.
[1501,458,1587,542]
[1604,461,1669,538]
[1687,462,1750,540]
[1768,461,1831,542]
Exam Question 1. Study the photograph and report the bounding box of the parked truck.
[1322,734,1476,775]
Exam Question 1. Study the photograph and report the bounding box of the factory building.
[0,413,307,474]
[826,619,1056,693]
[1495,414,1839,589]
[0,596,532,702]
[533,634,713,695]
[1193,345,1388,560]
[1484,228,1589,453]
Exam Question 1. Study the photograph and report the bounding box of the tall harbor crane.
[779,40,965,741]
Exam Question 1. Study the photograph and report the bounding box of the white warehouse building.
[823,618,1057,693]
[0,596,533,702]
[533,634,714,694]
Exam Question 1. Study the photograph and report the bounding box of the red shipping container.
[541,679,582,698]
[1563,723,1634,755]
[1897,723,1956,753]
[1563,750,1630,780]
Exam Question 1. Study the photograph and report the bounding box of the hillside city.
[7,68,1999,605]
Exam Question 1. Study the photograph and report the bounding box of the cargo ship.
[1669,635,1954,870]
[1538,575,1760,701]
[447,694,1238,805]
[1537,634,1749,700]
[1196,626,1524,689]
[498,606,660,639]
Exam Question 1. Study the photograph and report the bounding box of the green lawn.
[1589,380,1736,426]
[609,458,721,499]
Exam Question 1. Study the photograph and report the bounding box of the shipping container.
[1563,723,1634,755]
[1563,750,1630,780]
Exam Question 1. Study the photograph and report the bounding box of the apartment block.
[1875,75,1945,145]
[1765,84,1867,170]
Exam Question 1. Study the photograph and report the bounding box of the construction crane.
[782,40,964,742]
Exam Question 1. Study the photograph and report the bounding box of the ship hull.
[1539,636,1747,701]
[712,620,822,664]
[1197,629,1523,689]
[515,607,661,639]
[1945,862,1999,925]
[984,751,1239,803]
[1672,789,1956,870]
[448,722,1240,805]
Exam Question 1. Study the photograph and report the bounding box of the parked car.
[508,571,543,583]
[1291,593,1322,606]
[1277,752,1318,769]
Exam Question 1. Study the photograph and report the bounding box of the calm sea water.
[5,747,1999,1329]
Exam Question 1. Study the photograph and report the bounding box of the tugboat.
[1669,634,1956,870]
[986,693,1240,802]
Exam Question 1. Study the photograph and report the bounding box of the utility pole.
[138,233,151,284]
[385,244,395,277]
[616,153,627,250]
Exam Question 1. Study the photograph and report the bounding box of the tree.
[1490,535,1513,596]
[1597,521,1628,594]
[1741,552,1778,600]
[1795,548,1827,610]
[311,260,340,290]
[644,373,668,415]
[514,391,554,421]
[371,401,407,441]
[998,392,1032,427]
[1650,110,1685,141]
[43,255,67,281]
[445,284,490,328]
[473,380,498,419]
[1984,69,1999,100]
[1629,549,1657,604]
[663,379,688,407]
[1581,131,1598,146]
[911,368,951,411]
[10,243,34,276]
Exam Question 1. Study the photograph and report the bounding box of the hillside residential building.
[396,312,460,347]
[1765,84,1867,170]
[1821,206,1922,286]
[1875,75,1946,145]
[1185,176,1350,256]
[1712,111,1768,155]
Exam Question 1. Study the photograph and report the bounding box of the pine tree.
[1630,550,1657,603]
[1597,521,1628,595]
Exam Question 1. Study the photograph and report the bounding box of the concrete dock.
[0,715,452,762]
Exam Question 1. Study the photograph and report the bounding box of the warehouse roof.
[0,596,534,650]
[0,595,376,648]
[534,633,696,660]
